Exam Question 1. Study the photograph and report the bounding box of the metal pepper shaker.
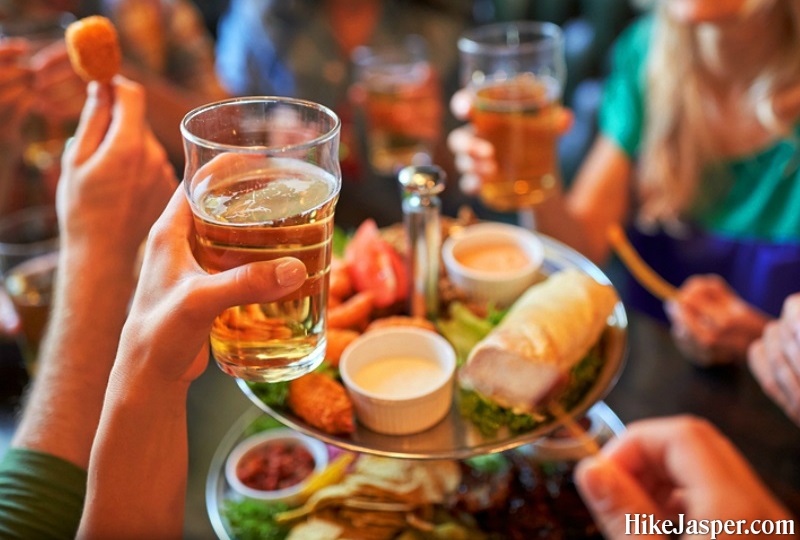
[398,165,446,321]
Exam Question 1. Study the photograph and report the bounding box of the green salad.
[437,301,606,437]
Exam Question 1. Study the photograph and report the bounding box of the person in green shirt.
[0,76,176,539]
[449,0,800,366]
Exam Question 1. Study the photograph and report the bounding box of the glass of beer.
[0,206,60,376]
[458,22,566,212]
[181,97,341,382]
[353,35,441,176]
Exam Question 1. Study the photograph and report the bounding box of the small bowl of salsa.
[442,222,544,307]
[224,428,328,503]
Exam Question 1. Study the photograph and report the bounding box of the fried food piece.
[366,316,436,333]
[325,329,360,367]
[328,291,374,330]
[65,16,121,83]
[288,373,354,434]
[607,223,677,301]
[329,258,353,300]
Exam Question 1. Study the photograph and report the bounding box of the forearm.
[12,244,136,468]
[79,365,189,540]
[532,192,609,264]
[533,136,632,265]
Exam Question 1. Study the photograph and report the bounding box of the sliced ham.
[459,269,617,414]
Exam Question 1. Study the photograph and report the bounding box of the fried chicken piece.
[65,16,121,83]
[366,316,436,333]
[288,373,354,434]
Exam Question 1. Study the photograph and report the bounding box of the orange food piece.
[288,373,354,434]
[325,329,360,367]
[366,316,436,333]
[65,16,121,83]
[328,291,374,330]
[329,267,353,300]
[607,224,677,301]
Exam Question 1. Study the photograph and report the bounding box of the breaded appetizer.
[288,373,355,435]
[65,16,121,83]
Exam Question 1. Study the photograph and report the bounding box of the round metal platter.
[206,402,627,540]
[237,233,628,460]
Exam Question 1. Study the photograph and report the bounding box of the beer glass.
[353,35,441,175]
[459,22,566,212]
[0,206,60,376]
[182,97,341,382]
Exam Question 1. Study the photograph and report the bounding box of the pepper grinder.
[398,165,445,321]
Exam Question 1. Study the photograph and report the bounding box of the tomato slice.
[344,219,408,308]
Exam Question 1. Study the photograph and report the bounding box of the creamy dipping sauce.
[353,356,445,398]
[456,243,530,272]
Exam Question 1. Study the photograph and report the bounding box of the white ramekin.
[339,327,456,435]
[224,428,328,503]
[442,222,545,308]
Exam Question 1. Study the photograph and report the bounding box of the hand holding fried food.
[65,16,121,83]
[288,373,355,435]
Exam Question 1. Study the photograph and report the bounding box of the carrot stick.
[607,224,678,301]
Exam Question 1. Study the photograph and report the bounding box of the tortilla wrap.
[459,269,617,414]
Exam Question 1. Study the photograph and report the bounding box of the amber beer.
[192,160,338,382]
[472,74,562,212]
[4,252,58,375]
[363,63,438,174]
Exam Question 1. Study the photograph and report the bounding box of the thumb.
[575,456,667,540]
[197,257,307,319]
[69,81,112,165]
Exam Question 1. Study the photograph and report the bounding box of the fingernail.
[275,259,305,288]
[578,457,615,507]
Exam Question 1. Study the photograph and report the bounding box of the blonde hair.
[637,0,800,223]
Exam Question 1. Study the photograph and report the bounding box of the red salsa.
[236,441,315,491]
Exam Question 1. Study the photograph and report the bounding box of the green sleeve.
[0,448,87,540]
[598,16,653,157]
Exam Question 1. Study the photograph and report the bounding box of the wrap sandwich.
[459,269,618,416]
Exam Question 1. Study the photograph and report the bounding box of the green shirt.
[0,448,86,539]
[599,16,800,243]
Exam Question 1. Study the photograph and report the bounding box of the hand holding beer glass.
[458,22,566,212]
[352,35,442,176]
[182,97,341,382]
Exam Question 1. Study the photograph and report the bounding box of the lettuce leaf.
[459,341,606,437]
[222,499,290,540]
[437,303,498,366]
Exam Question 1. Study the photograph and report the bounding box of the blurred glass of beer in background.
[182,97,341,383]
[353,35,441,176]
[0,206,59,376]
[459,22,566,212]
